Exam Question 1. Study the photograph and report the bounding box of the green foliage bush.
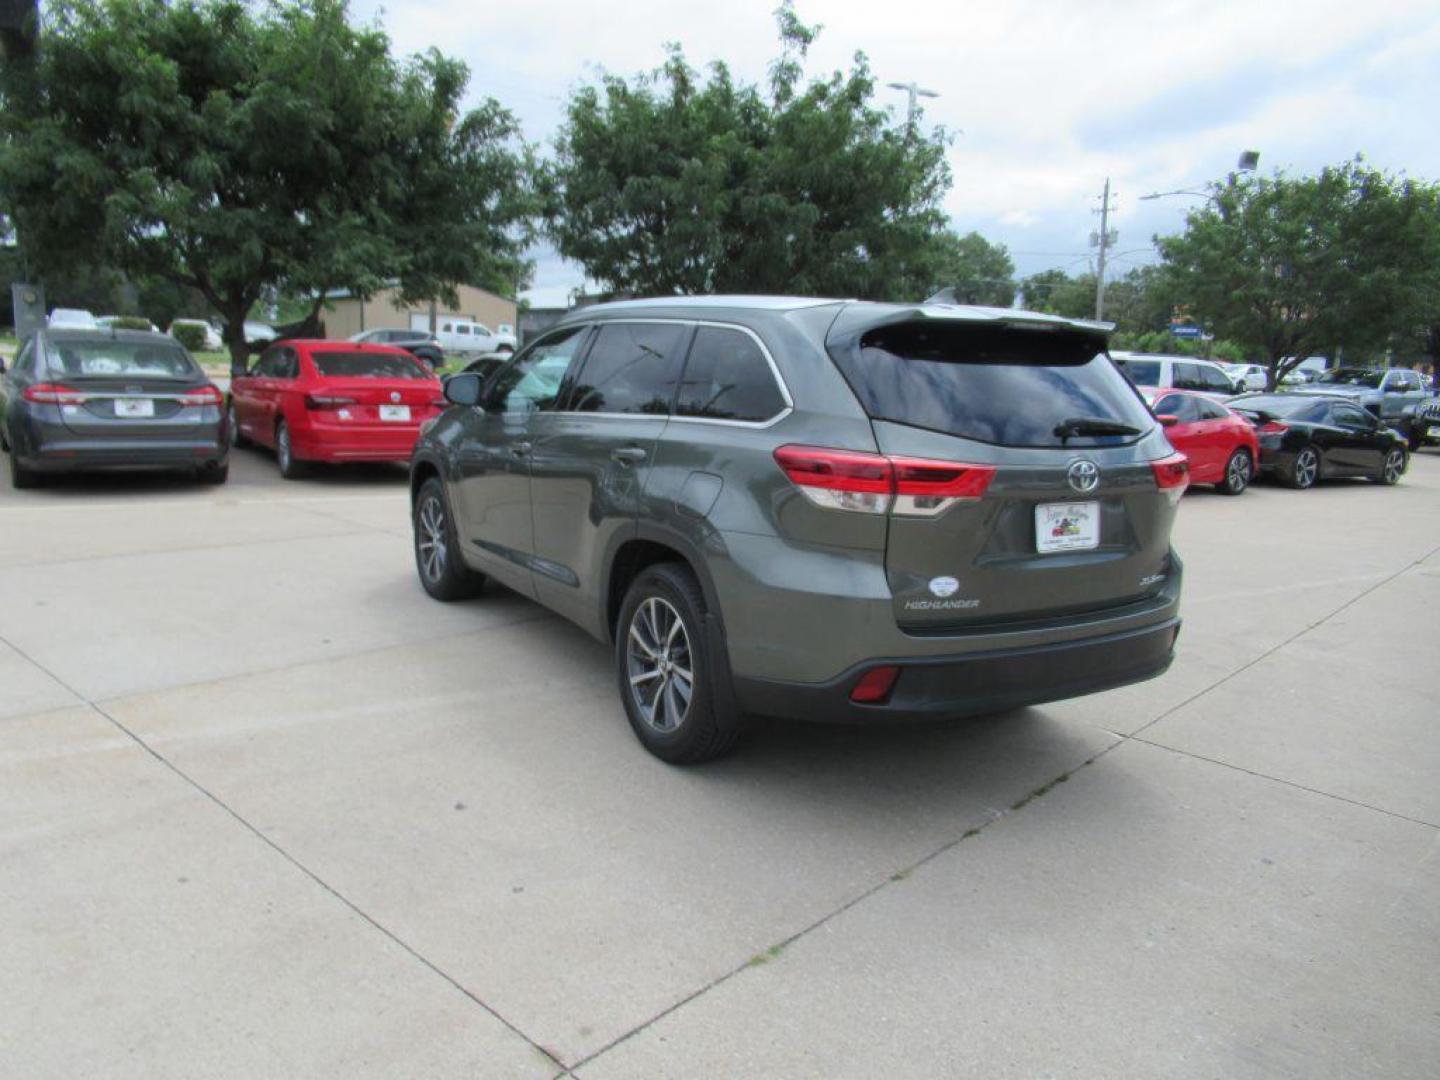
[110,316,153,331]
[170,323,209,351]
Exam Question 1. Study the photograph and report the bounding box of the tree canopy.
[1156,158,1439,386]
[544,5,952,299]
[920,230,1015,307]
[0,0,534,369]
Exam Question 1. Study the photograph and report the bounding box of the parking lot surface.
[3,446,1438,1078]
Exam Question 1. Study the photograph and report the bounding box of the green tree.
[544,4,951,299]
[920,230,1015,306]
[0,0,534,372]
[1156,159,1437,388]
[1021,269,1094,320]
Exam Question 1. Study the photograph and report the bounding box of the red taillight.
[890,456,995,516]
[1150,452,1190,504]
[429,395,446,407]
[774,445,994,517]
[23,383,87,405]
[1258,420,1289,435]
[304,394,357,410]
[175,384,224,407]
[850,665,901,704]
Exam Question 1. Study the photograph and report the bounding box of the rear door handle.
[611,446,648,466]
[511,441,532,458]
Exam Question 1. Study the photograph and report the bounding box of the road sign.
[1170,324,1202,339]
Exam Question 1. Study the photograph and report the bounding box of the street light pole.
[886,81,938,126]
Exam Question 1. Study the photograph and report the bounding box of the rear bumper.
[734,617,1180,724]
[22,438,226,472]
[292,424,422,463]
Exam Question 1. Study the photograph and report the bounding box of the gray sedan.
[0,328,229,488]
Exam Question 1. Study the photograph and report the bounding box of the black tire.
[1217,448,1252,496]
[616,562,742,764]
[227,399,249,448]
[413,477,485,601]
[275,420,305,480]
[198,461,229,485]
[1374,446,1406,485]
[8,447,40,489]
[1284,445,1319,490]
[1406,426,1425,452]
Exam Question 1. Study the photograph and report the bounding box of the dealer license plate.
[115,398,154,418]
[1036,502,1100,554]
[379,404,411,422]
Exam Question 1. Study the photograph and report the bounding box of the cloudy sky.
[353,0,1440,307]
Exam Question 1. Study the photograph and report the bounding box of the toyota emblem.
[390,391,401,403]
[1067,460,1100,494]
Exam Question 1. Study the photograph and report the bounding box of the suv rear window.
[835,323,1153,448]
[311,352,429,379]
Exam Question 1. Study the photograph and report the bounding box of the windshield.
[1318,370,1383,388]
[45,338,198,379]
[312,352,430,379]
[833,323,1154,447]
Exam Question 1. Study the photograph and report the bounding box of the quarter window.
[675,327,786,423]
[568,322,687,415]
[1153,393,1200,422]
[13,338,36,375]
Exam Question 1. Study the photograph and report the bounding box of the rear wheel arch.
[410,456,444,506]
[606,527,723,645]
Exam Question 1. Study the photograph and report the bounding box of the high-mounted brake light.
[23,383,88,405]
[1150,452,1190,505]
[773,445,996,517]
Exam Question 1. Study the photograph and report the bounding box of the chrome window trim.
[538,316,795,428]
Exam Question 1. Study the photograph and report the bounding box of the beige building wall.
[323,285,517,340]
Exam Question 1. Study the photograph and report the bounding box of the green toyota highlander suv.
[410,296,1186,763]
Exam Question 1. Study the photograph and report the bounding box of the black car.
[1227,393,1408,489]
[0,329,229,488]
[350,328,446,370]
[1399,395,1440,451]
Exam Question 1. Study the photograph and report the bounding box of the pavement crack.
[83,700,567,1073]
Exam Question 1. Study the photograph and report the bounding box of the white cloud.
[355,0,1440,287]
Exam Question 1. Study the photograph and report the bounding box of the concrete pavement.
[2,445,1437,1078]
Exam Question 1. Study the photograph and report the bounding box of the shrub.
[111,315,153,331]
[170,323,209,351]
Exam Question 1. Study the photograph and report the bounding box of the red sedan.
[228,340,445,478]
[1146,388,1260,495]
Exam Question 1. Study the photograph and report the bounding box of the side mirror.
[444,371,484,407]
[1156,414,1180,428]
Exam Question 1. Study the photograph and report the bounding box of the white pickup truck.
[409,314,517,356]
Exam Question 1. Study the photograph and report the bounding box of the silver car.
[0,329,229,488]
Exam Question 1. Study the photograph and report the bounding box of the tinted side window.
[1199,365,1232,392]
[1332,404,1374,427]
[1194,398,1229,420]
[489,326,589,414]
[569,322,686,415]
[675,327,786,422]
[1172,362,1202,390]
[1153,393,1198,422]
[1117,357,1160,386]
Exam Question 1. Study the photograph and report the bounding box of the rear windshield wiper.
[1053,416,1143,441]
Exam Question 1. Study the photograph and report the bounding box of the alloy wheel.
[1227,452,1251,492]
[1294,448,1318,489]
[625,596,694,734]
[1384,449,1405,484]
[417,495,448,583]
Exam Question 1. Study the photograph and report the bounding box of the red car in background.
[1146,388,1260,495]
[228,340,444,478]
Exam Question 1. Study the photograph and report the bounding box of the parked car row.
[3,302,1432,768]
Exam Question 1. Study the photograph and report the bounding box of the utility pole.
[886,81,939,126]
[1091,178,1118,321]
